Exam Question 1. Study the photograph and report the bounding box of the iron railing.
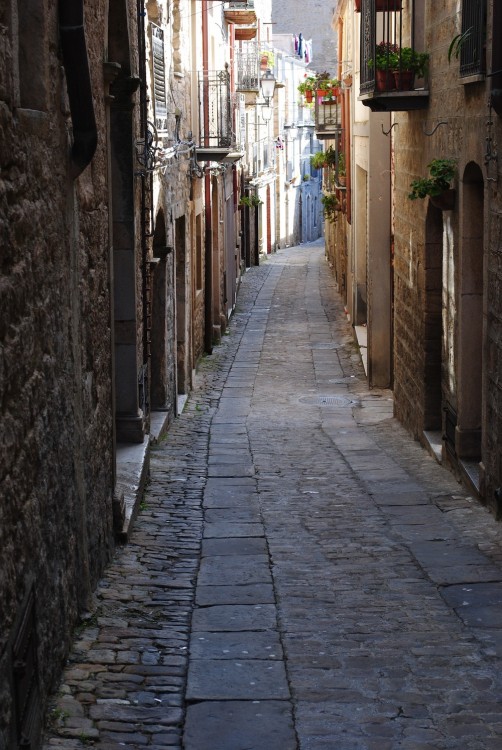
[314,97,341,139]
[359,0,424,96]
[198,67,233,148]
[459,0,486,77]
[235,41,260,91]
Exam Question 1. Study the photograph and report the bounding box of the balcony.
[358,0,429,111]
[224,0,256,25]
[234,26,258,41]
[196,68,235,162]
[314,95,341,140]
[235,42,260,91]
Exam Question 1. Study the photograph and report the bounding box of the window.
[151,24,168,132]
[459,0,486,78]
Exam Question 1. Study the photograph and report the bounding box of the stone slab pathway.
[44,242,502,750]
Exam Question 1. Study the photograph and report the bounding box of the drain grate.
[299,395,355,407]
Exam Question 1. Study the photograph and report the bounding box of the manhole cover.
[299,395,355,407]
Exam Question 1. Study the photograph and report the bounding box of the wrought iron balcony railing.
[235,41,260,92]
[359,0,429,111]
[198,68,233,150]
[314,96,341,140]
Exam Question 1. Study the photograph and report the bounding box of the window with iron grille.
[151,24,168,132]
[459,0,486,78]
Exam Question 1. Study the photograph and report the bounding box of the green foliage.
[448,27,473,63]
[369,42,428,76]
[310,151,327,169]
[368,41,399,71]
[398,48,429,77]
[408,158,456,200]
[298,71,340,95]
[321,192,340,222]
[239,194,263,207]
[337,151,346,176]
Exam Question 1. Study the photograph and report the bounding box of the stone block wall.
[392,1,502,511]
[0,1,115,746]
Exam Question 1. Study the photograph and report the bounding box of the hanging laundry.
[298,32,304,59]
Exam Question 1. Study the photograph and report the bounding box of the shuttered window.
[151,24,168,132]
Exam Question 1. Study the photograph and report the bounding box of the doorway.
[456,162,484,460]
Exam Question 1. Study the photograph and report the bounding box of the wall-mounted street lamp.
[260,68,276,105]
[261,105,273,123]
[284,123,298,140]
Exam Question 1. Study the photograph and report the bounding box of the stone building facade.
[0,0,323,746]
[331,0,502,515]
[1,1,116,747]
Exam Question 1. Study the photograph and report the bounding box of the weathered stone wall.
[325,202,348,301]
[0,1,115,745]
[393,1,502,510]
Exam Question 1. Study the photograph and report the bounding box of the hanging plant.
[321,192,340,222]
[408,159,456,205]
[310,151,327,170]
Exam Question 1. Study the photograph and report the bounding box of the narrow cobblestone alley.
[44,241,502,750]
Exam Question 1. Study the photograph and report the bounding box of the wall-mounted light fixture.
[260,68,276,105]
[261,105,273,123]
[284,123,298,140]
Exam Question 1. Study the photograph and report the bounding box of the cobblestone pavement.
[44,242,502,750]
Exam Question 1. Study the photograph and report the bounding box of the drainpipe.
[58,0,98,178]
[203,0,213,354]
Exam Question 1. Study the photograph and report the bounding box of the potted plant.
[315,72,341,99]
[408,158,456,209]
[325,146,337,167]
[368,42,399,91]
[239,194,263,208]
[321,192,340,222]
[337,152,346,186]
[393,47,429,90]
[260,49,275,71]
[298,74,318,102]
[310,151,327,170]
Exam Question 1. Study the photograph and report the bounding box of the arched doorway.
[456,162,484,460]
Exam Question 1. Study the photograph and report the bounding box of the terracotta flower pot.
[305,90,313,102]
[375,69,395,92]
[393,70,415,90]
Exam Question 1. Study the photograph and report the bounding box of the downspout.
[58,0,98,179]
[203,0,213,354]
